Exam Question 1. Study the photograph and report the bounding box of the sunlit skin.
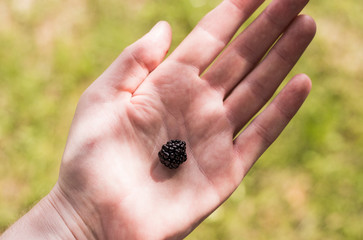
[0,0,316,239]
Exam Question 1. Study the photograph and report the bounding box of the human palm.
[55,0,316,239]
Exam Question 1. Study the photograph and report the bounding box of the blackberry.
[158,140,187,169]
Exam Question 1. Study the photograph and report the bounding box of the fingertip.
[149,21,172,42]
[146,21,172,60]
[296,14,317,38]
[293,73,312,94]
[281,74,312,108]
[157,21,172,34]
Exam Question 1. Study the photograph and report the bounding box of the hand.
[1,0,316,239]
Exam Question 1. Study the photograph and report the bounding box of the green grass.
[1,0,362,238]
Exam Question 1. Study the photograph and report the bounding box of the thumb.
[100,21,172,93]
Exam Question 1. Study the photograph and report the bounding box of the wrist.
[0,183,96,240]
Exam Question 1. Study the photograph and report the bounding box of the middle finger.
[203,0,310,96]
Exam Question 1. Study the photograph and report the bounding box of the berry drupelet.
[158,140,187,169]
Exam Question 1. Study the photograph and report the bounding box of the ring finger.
[224,15,316,134]
[203,0,310,95]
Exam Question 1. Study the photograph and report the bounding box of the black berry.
[158,140,187,169]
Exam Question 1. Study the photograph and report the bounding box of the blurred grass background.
[0,0,362,238]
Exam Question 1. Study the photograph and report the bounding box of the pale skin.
[0,0,316,239]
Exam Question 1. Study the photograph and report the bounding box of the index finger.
[168,0,265,74]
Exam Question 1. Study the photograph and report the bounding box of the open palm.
[56,0,316,239]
